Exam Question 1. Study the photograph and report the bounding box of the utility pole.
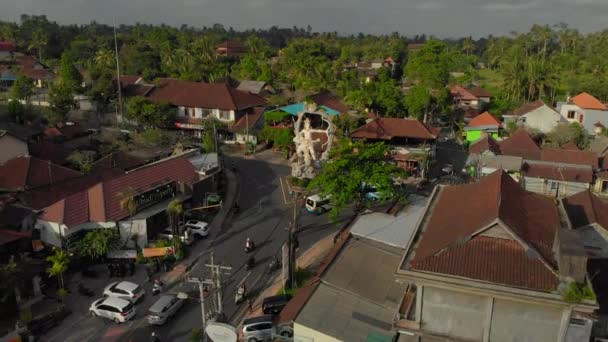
[287,191,298,289]
[187,277,214,342]
[205,252,232,315]
[113,18,123,122]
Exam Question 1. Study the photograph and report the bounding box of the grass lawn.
[477,68,504,94]
[277,267,315,297]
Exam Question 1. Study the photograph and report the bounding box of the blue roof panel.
[278,102,340,116]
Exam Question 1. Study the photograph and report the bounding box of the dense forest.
[2,15,608,121]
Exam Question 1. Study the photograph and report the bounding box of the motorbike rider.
[245,237,254,251]
[151,332,161,342]
[152,279,163,295]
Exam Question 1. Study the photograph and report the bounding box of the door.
[579,114,584,124]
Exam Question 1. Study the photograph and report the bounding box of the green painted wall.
[466,130,499,142]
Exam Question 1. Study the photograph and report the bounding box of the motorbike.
[78,283,94,297]
[151,332,161,342]
[245,256,256,271]
[235,284,246,304]
[268,256,281,273]
[152,280,164,296]
[244,240,255,253]
[233,202,240,214]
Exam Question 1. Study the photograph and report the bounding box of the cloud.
[481,1,539,12]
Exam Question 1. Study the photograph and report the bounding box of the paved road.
[114,150,348,342]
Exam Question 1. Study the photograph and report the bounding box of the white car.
[183,220,209,238]
[103,281,145,303]
[89,297,136,323]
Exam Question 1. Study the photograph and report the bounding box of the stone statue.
[293,118,320,167]
[291,111,335,179]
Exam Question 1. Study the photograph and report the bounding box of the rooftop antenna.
[113,18,123,122]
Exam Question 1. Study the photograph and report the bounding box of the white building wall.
[490,298,563,342]
[581,109,608,134]
[118,219,148,248]
[36,220,65,247]
[522,105,567,133]
[0,135,28,163]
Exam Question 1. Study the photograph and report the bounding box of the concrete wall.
[421,286,488,341]
[0,134,28,163]
[490,298,562,342]
[523,177,589,198]
[560,104,608,134]
[36,220,65,247]
[294,322,339,342]
[522,105,566,133]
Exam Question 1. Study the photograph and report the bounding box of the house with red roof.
[463,111,502,142]
[350,117,439,177]
[23,155,205,248]
[559,92,608,134]
[215,41,247,58]
[0,156,81,193]
[121,77,266,141]
[450,85,493,108]
[397,170,597,341]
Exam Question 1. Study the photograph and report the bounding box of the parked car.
[89,297,136,323]
[441,164,454,175]
[103,281,145,303]
[262,294,292,315]
[147,293,185,325]
[158,227,194,245]
[240,315,293,341]
[183,220,209,238]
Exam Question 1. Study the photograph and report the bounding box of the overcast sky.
[2,0,608,38]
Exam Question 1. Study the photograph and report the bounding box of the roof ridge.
[225,83,238,110]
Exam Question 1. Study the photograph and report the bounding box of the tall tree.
[58,52,83,93]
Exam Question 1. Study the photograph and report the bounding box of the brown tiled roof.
[468,86,492,98]
[350,118,438,140]
[571,92,608,110]
[310,92,349,113]
[450,85,477,101]
[409,170,560,290]
[93,151,148,172]
[28,142,71,165]
[0,156,81,192]
[411,236,558,291]
[499,128,541,160]
[466,111,502,128]
[146,78,266,110]
[522,163,593,183]
[119,75,142,86]
[230,107,265,133]
[510,100,547,117]
[563,190,608,230]
[561,141,581,151]
[469,134,501,155]
[541,148,598,168]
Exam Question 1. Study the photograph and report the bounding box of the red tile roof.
[510,100,547,117]
[560,141,581,151]
[522,163,593,183]
[230,108,265,133]
[571,92,608,110]
[310,92,349,113]
[468,86,492,98]
[499,128,541,160]
[466,111,502,128]
[28,142,71,165]
[563,190,608,230]
[350,118,438,140]
[541,148,598,168]
[0,156,81,192]
[469,134,501,155]
[411,236,558,291]
[0,41,16,52]
[0,229,30,246]
[450,85,477,101]
[409,170,560,290]
[146,78,266,111]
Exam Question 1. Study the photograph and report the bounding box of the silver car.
[147,293,185,325]
[240,315,293,342]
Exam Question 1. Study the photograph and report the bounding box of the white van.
[305,195,331,214]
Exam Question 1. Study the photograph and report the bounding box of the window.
[567,111,576,119]
[189,108,196,118]
[550,181,558,190]
[219,110,231,120]
[201,108,212,117]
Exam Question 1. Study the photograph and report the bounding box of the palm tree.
[29,29,47,62]
[166,199,183,237]
[117,187,136,245]
[94,48,115,71]
[192,37,215,65]
[47,248,70,289]
[462,37,474,56]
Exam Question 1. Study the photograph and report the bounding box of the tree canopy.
[307,139,406,219]
[125,96,175,128]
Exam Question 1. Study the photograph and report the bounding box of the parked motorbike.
[235,284,246,304]
[78,283,94,297]
[152,280,164,296]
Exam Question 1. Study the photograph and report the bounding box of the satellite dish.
[205,322,238,342]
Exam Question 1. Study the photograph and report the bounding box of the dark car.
[262,294,292,315]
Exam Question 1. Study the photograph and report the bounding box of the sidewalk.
[160,164,239,287]
[234,233,336,324]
